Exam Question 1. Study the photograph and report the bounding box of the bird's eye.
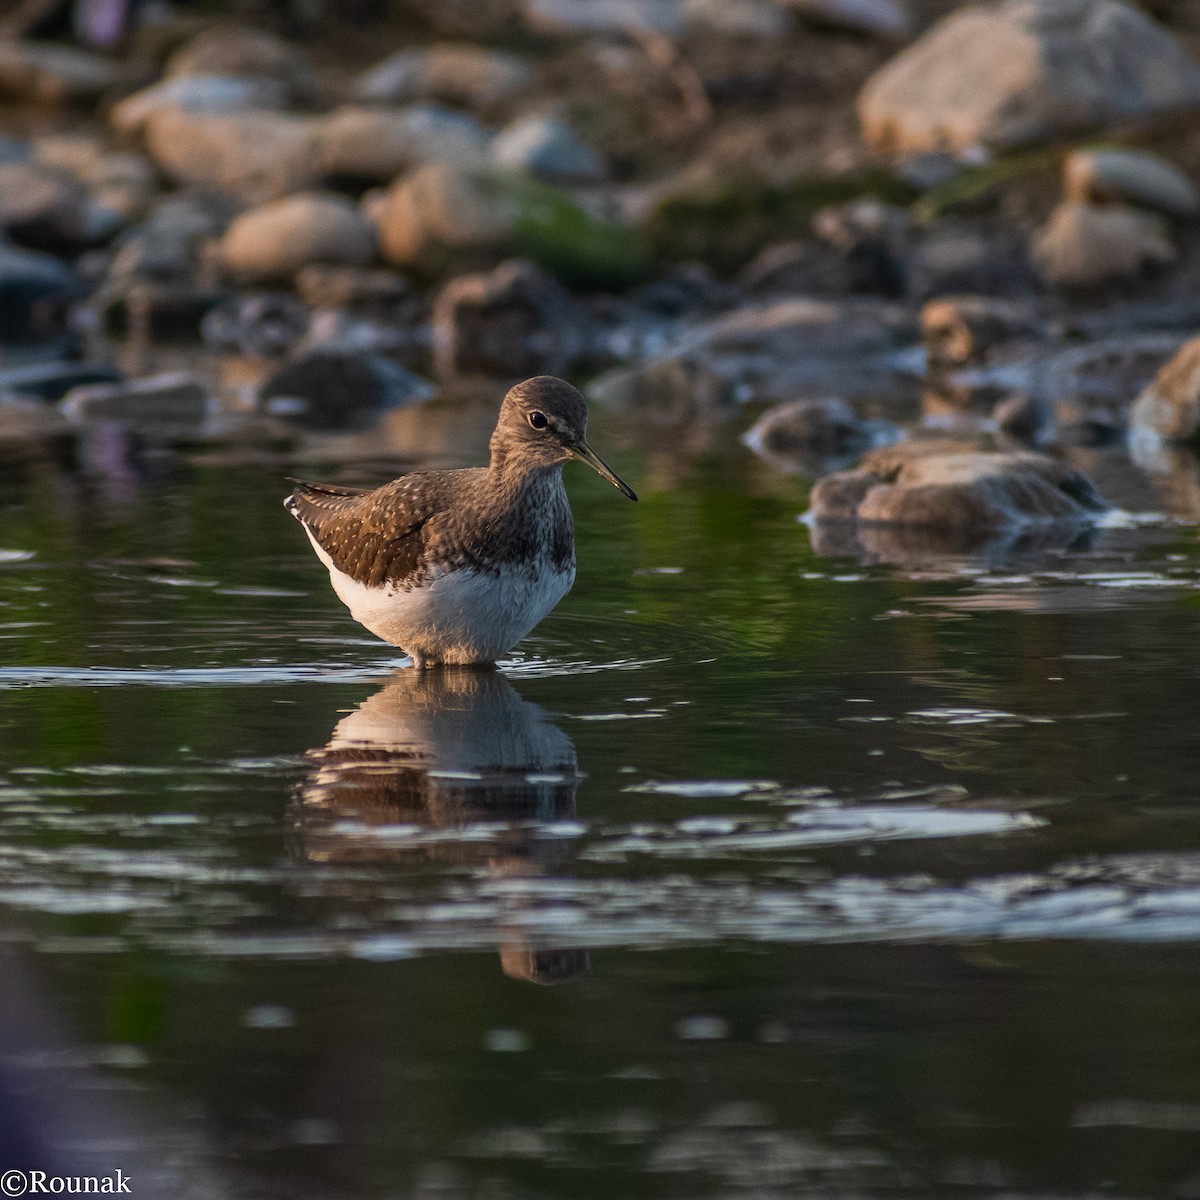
[528,410,549,430]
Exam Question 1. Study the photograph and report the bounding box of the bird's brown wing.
[285,478,440,589]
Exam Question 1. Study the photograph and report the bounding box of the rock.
[914,227,1035,298]
[993,393,1054,445]
[315,105,488,183]
[201,294,311,357]
[1130,336,1200,442]
[0,361,121,402]
[519,0,685,36]
[144,109,320,203]
[921,296,1039,366]
[432,258,583,378]
[809,442,1107,534]
[682,0,789,36]
[216,193,376,282]
[60,372,210,431]
[0,241,79,344]
[258,350,433,431]
[107,194,227,282]
[110,74,288,137]
[738,240,858,297]
[1064,148,1200,219]
[375,163,512,268]
[812,198,909,297]
[744,397,894,472]
[295,265,411,311]
[0,162,89,250]
[351,45,534,109]
[0,41,117,104]
[589,358,736,429]
[858,0,1200,156]
[1032,201,1174,289]
[165,27,310,97]
[82,152,157,226]
[780,0,910,39]
[490,116,607,184]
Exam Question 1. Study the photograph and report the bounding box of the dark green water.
[3,418,1200,1198]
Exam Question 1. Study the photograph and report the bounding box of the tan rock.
[216,193,376,281]
[110,74,287,137]
[859,0,1200,156]
[1130,336,1200,442]
[920,295,1038,365]
[166,27,310,94]
[1032,201,1174,288]
[1064,148,1200,219]
[351,44,534,109]
[315,105,487,182]
[144,109,320,203]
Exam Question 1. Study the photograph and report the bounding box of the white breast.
[301,524,574,666]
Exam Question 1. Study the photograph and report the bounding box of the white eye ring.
[528,410,549,430]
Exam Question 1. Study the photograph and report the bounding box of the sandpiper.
[285,375,637,667]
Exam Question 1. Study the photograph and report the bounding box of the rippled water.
[4,418,1200,1198]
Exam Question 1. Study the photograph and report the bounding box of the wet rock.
[375,163,514,269]
[0,162,89,250]
[295,265,411,311]
[588,357,736,424]
[744,397,893,472]
[165,27,310,98]
[110,74,288,137]
[993,393,1054,445]
[201,294,310,357]
[781,0,910,39]
[1032,201,1174,289]
[215,193,376,283]
[432,259,583,378]
[258,350,433,431]
[315,105,487,183]
[519,0,685,36]
[144,109,320,203]
[0,242,79,344]
[921,296,1039,366]
[858,0,1200,156]
[351,44,533,110]
[490,116,607,184]
[0,360,121,402]
[1064,148,1200,219]
[810,442,1107,534]
[0,41,117,105]
[1130,336,1200,442]
[60,372,210,432]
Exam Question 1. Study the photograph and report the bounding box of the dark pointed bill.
[570,440,638,501]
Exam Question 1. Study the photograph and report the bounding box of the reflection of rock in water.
[295,668,587,985]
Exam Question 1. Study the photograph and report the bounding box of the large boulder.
[810,442,1107,533]
[144,110,320,203]
[1032,201,1174,289]
[315,105,487,182]
[215,193,376,282]
[1130,337,1200,442]
[858,0,1200,156]
[351,45,534,110]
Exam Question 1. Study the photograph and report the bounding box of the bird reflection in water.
[294,668,588,984]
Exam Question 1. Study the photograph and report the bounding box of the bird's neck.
[487,445,564,495]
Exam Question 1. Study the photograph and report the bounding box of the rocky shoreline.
[4,0,1200,561]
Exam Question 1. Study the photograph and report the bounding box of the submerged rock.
[809,442,1107,535]
[60,372,210,432]
[1064,148,1200,219]
[258,350,433,431]
[1032,202,1174,289]
[858,0,1200,156]
[744,397,895,473]
[432,259,582,378]
[490,116,607,184]
[316,105,488,182]
[1130,336,1200,442]
[216,193,376,282]
[351,45,534,109]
